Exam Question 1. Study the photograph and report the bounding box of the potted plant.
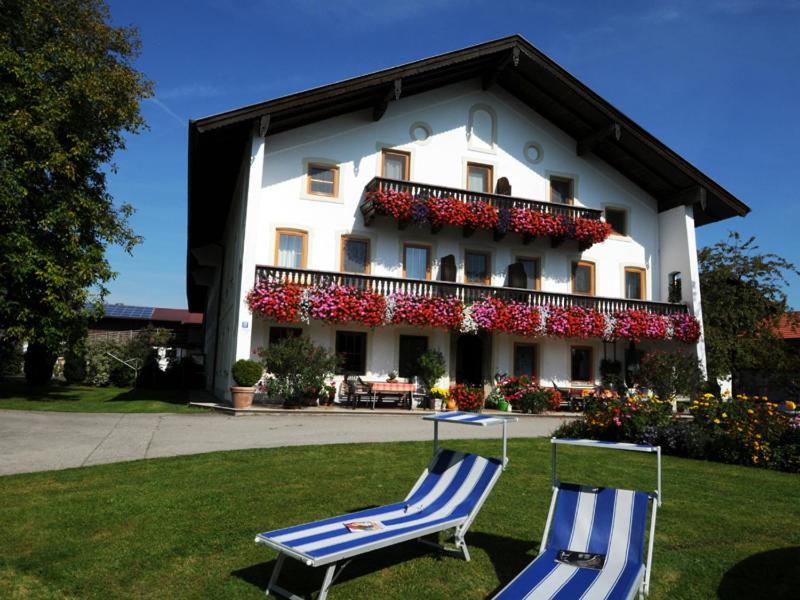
[418,349,446,407]
[387,370,398,382]
[259,336,340,408]
[230,359,263,409]
[449,384,484,412]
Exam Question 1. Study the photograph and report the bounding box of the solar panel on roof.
[103,304,154,319]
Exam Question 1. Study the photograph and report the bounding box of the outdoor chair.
[345,375,373,409]
[493,438,661,600]
[255,412,517,600]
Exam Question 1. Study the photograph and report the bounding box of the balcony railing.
[361,176,604,225]
[255,266,688,316]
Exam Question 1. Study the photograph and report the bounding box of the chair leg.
[317,564,337,600]
[266,553,285,597]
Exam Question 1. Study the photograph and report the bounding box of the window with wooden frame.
[306,163,339,197]
[550,176,574,205]
[571,346,593,383]
[605,207,627,236]
[335,331,367,375]
[464,250,490,285]
[516,256,541,290]
[466,162,493,193]
[571,260,595,295]
[381,149,410,181]
[624,267,646,300]
[269,327,302,345]
[340,236,370,274]
[275,229,308,268]
[399,335,429,379]
[403,243,431,280]
[513,343,539,380]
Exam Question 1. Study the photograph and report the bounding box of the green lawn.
[0,439,797,599]
[0,379,202,413]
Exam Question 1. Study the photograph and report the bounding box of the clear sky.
[104,0,800,310]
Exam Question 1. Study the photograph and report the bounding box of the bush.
[63,351,87,383]
[417,349,446,390]
[553,394,673,442]
[496,376,561,414]
[0,338,24,376]
[23,343,56,385]
[259,336,339,405]
[449,384,483,412]
[639,350,703,401]
[231,359,262,387]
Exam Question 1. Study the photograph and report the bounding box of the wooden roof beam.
[670,185,708,210]
[577,122,621,156]
[373,78,402,121]
[482,45,520,90]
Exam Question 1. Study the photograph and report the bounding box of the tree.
[0,0,152,360]
[699,233,800,388]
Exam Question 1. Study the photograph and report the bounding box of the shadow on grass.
[0,378,79,402]
[109,388,189,405]
[717,546,799,599]
[232,531,536,598]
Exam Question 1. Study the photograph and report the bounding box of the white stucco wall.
[211,80,707,394]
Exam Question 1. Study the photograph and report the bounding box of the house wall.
[214,80,705,394]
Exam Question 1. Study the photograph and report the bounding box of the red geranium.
[449,384,484,412]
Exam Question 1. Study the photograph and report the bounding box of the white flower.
[460,304,477,333]
[538,305,549,336]
[664,316,674,340]
[384,295,396,325]
[603,313,616,341]
[298,288,312,324]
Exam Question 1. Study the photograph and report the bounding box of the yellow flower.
[752,456,759,463]
[747,409,754,415]
[721,412,727,418]
[786,401,797,411]
[703,393,714,399]
[756,433,762,439]
[713,418,721,424]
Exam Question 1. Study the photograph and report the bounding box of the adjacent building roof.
[186,34,751,310]
[777,312,800,340]
[100,304,203,325]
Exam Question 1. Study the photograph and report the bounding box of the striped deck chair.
[494,439,661,600]
[256,447,503,599]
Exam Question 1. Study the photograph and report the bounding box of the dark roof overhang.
[186,34,750,311]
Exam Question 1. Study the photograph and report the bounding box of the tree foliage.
[699,233,800,384]
[0,0,152,350]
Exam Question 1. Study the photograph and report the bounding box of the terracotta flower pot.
[231,386,255,409]
[446,398,456,411]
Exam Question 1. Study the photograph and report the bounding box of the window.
[514,344,538,379]
[307,164,339,197]
[466,162,493,193]
[399,335,428,379]
[605,207,627,235]
[269,327,302,345]
[550,176,573,205]
[341,237,370,274]
[275,229,307,268]
[403,244,430,280]
[571,261,595,295]
[335,331,367,375]
[571,346,593,383]
[381,150,410,181]
[625,267,646,300]
[668,271,682,303]
[465,251,490,285]
[516,257,541,290]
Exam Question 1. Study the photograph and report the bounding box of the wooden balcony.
[361,176,602,222]
[255,266,688,316]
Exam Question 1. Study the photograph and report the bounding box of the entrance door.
[456,334,483,385]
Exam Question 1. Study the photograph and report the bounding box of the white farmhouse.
[186,36,749,402]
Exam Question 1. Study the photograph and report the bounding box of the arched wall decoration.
[467,103,497,153]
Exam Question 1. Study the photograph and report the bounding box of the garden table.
[367,381,417,409]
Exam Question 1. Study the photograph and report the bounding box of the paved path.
[0,410,572,476]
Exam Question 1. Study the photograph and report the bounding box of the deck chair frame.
[256,412,517,600]
[495,438,661,600]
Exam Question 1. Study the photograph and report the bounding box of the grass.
[0,439,798,599]
[0,379,202,413]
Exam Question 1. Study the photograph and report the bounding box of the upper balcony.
[360,177,611,250]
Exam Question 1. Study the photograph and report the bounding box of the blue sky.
[104,0,800,310]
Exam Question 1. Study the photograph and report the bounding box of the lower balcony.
[250,266,699,343]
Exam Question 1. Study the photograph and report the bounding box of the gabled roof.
[777,312,800,340]
[187,34,750,310]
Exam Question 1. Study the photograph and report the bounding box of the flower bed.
[248,281,701,343]
[449,384,484,412]
[554,393,800,473]
[496,375,562,414]
[366,189,612,248]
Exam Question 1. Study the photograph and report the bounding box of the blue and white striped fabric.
[494,484,650,600]
[256,449,502,566]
